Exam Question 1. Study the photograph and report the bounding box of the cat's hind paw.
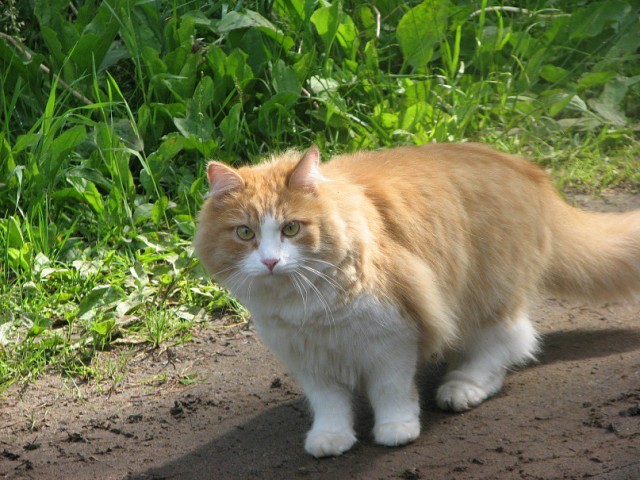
[436,379,490,412]
[373,419,421,447]
[304,429,357,458]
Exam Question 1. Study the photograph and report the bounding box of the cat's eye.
[236,225,255,241]
[282,221,300,237]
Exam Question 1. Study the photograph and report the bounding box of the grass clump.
[0,0,639,389]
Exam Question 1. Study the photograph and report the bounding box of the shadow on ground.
[132,327,640,480]
[540,328,640,364]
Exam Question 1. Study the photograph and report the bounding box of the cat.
[194,143,640,458]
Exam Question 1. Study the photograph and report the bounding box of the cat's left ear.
[288,145,324,194]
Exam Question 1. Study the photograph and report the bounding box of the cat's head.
[194,147,350,297]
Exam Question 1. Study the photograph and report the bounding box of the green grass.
[1,0,639,390]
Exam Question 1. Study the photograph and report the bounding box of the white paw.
[304,429,357,458]
[373,419,421,447]
[436,380,489,412]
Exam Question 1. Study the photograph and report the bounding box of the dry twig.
[0,32,93,105]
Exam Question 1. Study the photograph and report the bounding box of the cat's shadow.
[134,328,640,479]
[537,327,640,364]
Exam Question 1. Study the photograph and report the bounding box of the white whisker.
[300,264,346,294]
[304,257,350,276]
[296,270,336,335]
[290,272,309,324]
[211,264,239,278]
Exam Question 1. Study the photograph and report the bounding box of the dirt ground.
[1,193,639,480]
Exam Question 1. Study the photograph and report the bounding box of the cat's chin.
[253,271,291,280]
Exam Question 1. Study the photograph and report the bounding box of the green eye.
[282,221,300,237]
[236,225,255,241]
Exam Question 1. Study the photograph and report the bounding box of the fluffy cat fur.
[194,143,640,457]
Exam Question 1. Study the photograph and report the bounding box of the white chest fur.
[249,293,418,388]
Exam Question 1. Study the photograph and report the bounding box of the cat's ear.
[206,161,245,199]
[288,145,324,193]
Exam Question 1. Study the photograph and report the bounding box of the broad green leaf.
[174,215,195,236]
[12,133,40,154]
[540,65,570,84]
[174,116,214,140]
[403,78,431,104]
[6,216,23,249]
[400,102,432,131]
[220,103,243,148]
[311,3,341,52]
[602,25,640,64]
[335,11,358,58]
[588,80,629,126]
[77,285,124,320]
[66,166,111,190]
[292,51,316,81]
[545,92,575,117]
[99,40,130,71]
[226,49,254,85]
[271,60,301,95]
[47,125,87,176]
[141,46,168,77]
[577,71,618,91]
[95,123,135,197]
[257,27,295,52]
[0,134,15,178]
[28,316,51,337]
[34,0,68,30]
[358,5,377,36]
[364,41,379,72]
[90,318,116,337]
[65,176,105,216]
[133,203,154,225]
[164,44,189,76]
[218,10,276,33]
[257,93,299,135]
[274,0,308,23]
[176,14,196,46]
[193,76,216,111]
[569,0,631,40]
[238,29,272,75]
[70,0,135,75]
[50,125,87,160]
[397,0,449,69]
[8,244,31,271]
[151,197,169,225]
[40,26,66,66]
[379,113,398,129]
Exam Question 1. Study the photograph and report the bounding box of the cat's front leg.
[366,345,421,447]
[300,377,357,457]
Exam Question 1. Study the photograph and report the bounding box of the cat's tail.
[544,196,640,302]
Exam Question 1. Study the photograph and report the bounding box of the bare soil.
[1,192,639,480]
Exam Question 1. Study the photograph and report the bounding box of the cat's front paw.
[373,419,420,447]
[436,379,489,412]
[304,429,357,458]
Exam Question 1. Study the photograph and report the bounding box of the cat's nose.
[261,258,280,272]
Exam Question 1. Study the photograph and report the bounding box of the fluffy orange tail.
[545,198,640,301]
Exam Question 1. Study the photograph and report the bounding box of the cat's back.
[323,143,548,189]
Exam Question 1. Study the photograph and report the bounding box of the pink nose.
[262,258,279,272]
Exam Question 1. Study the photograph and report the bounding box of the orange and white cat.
[194,143,640,457]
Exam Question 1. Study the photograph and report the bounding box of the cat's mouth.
[250,266,289,278]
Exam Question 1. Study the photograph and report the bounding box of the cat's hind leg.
[436,312,539,412]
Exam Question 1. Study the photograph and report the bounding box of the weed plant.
[0,0,639,389]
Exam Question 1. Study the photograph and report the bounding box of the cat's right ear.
[206,161,245,199]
